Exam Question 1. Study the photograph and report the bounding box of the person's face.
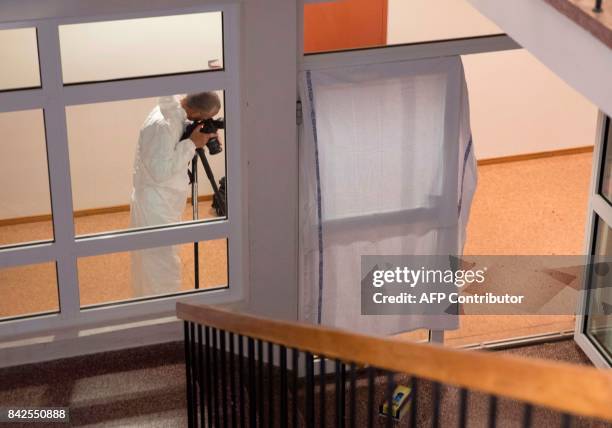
[186,106,219,122]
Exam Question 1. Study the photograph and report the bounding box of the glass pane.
[78,238,228,306]
[66,92,226,236]
[586,217,612,360]
[304,0,502,53]
[598,116,612,204]
[59,12,223,84]
[0,109,53,247]
[458,49,596,346]
[0,28,41,91]
[0,262,58,320]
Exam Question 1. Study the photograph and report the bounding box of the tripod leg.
[196,148,226,216]
[191,156,200,290]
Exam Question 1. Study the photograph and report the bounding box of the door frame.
[574,111,612,368]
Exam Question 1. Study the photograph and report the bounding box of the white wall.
[463,50,598,159]
[467,0,612,119]
[0,110,51,220]
[387,0,501,43]
[388,0,598,160]
[0,28,40,90]
[58,12,223,83]
[243,0,298,320]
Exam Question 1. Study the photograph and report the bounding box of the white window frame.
[575,111,612,368]
[0,3,246,341]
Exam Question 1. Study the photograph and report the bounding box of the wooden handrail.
[177,302,612,422]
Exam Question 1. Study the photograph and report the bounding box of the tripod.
[190,147,227,289]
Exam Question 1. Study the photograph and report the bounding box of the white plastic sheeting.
[298,56,476,335]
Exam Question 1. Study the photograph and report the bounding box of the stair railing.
[178,302,612,428]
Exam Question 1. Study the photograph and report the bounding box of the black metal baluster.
[335,360,345,428]
[367,366,375,428]
[213,328,221,428]
[410,378,419,428]
[257,340,265,427]
[458,388,468,428]
[280,346,288,427]
[184,322,195,428]
[198,326,206,428]
[385,371,395,428]
[432,382,441,428]
[190,322,199,428]
[488,395,498,428]
[268,342,274,428]
[561,414,572,428]
[248,338,256,428]
[305,352,315,428]
[221,331,229,428]
[229,333,237,428]
[206,327,214,428]
[292,349,299,428]
[319,357,326,428]
[594,0,603,13]
[340,363,346,428]
[522,404,533,428]
[349,363,356,428]
[238,335,245,428]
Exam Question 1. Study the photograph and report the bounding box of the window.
[585,216,612,362]
[0,28,40,91]
[58,12,224,84]
[0,4,243,341]
[0,109,53,247]
[598,117,612,204]
[78,238,228,307]
[65,92,226,236]
[0,263,58,320]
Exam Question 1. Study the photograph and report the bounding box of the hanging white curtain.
[298,56,476,336]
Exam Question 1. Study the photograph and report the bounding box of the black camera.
[200,118,224,155]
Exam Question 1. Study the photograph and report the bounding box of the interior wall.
[0,110,51,220]
[303,0,387,52]
[463,50,598,159]
[243,0,298,321]
[0,28,40,90]
[58,12,223,83]
[387,0,598,160]
[387,0,501,43]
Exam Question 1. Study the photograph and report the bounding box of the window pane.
[66,93,226,236]
[0,109,53,247]
[78,238,228,306]
[0,262,58,320]
[59,12,223,84]
[599,116,612,204]
[586,217,612,361]
[304,0,502,53]
[459,49,596,345]
[0,28,41,91]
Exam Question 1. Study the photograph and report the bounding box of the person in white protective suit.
[130,93,220,297]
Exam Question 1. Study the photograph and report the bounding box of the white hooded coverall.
[130,96,195,297]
